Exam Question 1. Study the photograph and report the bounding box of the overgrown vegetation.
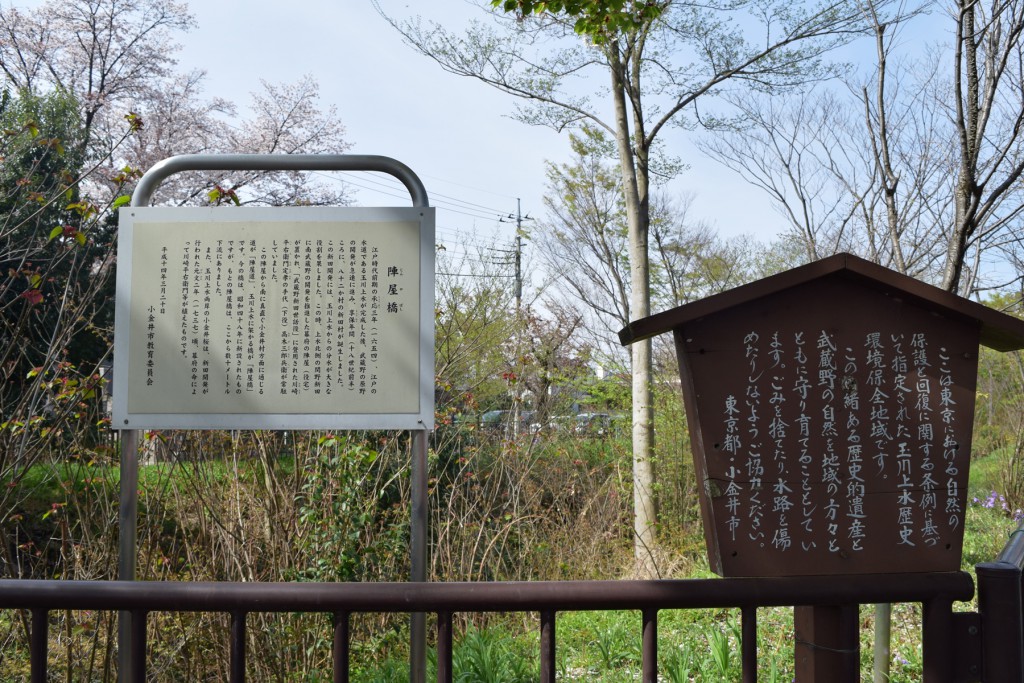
[1,394,1022,679]
[5,0,1024,679]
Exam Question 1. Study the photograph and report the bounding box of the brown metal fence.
[976,523,1024,682]
[0,568,1002,683]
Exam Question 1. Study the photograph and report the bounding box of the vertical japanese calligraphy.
[716,327,962,557]
[709,324,972,570]
[115,207,433,429]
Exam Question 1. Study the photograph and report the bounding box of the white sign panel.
[113,206,435,429]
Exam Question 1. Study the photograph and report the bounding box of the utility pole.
[510,197,532,311]
[501,198,533,436]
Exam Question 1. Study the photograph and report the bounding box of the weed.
[708,623,734,678]
[355,656,408,683]
[592,621,636,669]
[452,627,534,683]
[763,657,783,683]
[661,641,699,683]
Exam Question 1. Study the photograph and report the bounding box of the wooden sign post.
[619,254,1024,680]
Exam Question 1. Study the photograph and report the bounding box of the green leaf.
[42,138,65,155]
[124,112,144,132]
[48,226,63,241]
[65,201,97,219]
[112,195,131,209]
[74,231,86,246]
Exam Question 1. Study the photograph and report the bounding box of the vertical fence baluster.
[540,610,556,683]
[977,559,1024,682]
[230,610,246,683]
[794,604,859,682]
[333,612,350,683]
[642,608,658,683]
[130,610,147,683]
[742,606,757,683]
[437,611,453,683]
[921,598,954,683]
[30,608,47,683]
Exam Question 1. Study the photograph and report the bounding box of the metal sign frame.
[116,154,433,683]
[113,204,435,430]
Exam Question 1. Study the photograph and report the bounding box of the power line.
[339,176,507,221]
[321,170,512,221]
[176,109,531,260]
[185,108,520,224]
[436,272,516,278]
[436,229,510,251]
[321,172,496,219]
[498,198,535,310]
[416,171,521,202]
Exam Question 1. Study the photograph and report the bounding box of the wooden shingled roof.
[618,253,1024,353]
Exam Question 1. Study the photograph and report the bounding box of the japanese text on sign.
[114,207,433,429]
[718,329,964,555]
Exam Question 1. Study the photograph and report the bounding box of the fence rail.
[0,572,978,683]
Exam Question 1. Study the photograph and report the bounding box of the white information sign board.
[113,206,435,429]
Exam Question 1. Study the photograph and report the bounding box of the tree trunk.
[608,41,657,577]
[945,0,981,294]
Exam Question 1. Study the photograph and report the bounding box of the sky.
[171,0,790,277]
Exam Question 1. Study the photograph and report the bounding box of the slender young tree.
[380,0,878,574]
[0,89,141,574]
[539,126,750,358]
[536,128,631,354]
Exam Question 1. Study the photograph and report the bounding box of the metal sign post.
[118,154,434,682]
[410,428,429,682]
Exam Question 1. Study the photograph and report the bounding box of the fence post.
[977,559,1024,682]
[742,606,757,683]
[30,608,47,683]
[794,605,859,682]
[437,611,453,683]
[333,612,350,683]
[230,610,246,683]
[921,597,954,682]
[642,608,657,683]
[540,610,556,683]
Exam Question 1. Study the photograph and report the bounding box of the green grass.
[349,608,797,682]
[964,447,1023,569]
[969,447,1007,499]
[1,451,287,519]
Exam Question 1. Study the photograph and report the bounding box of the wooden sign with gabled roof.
[620,253,1024,577]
